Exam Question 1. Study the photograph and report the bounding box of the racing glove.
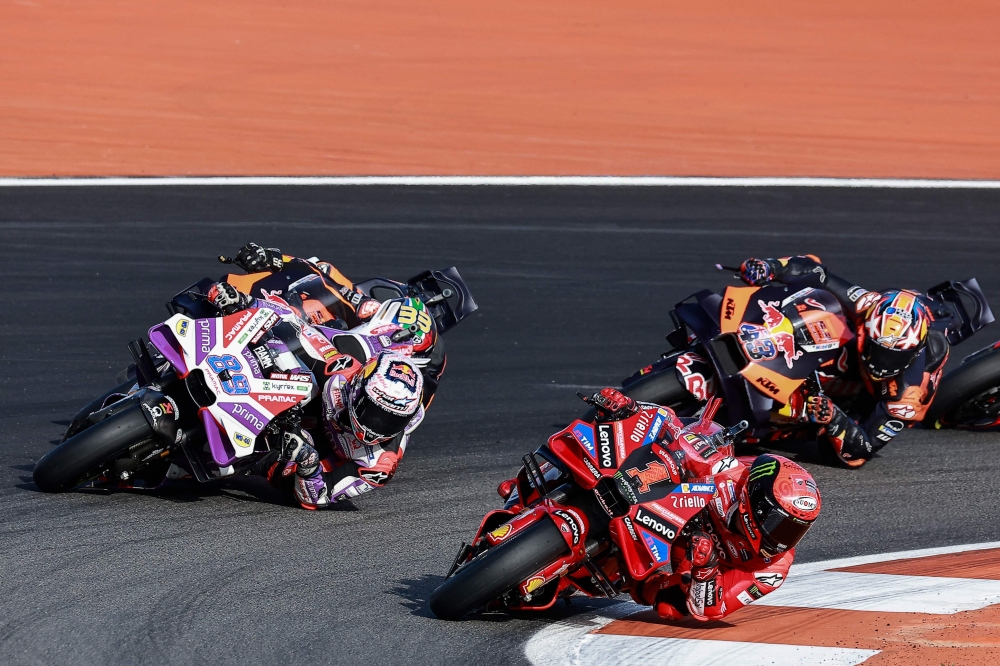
[234,242,284,273]
[207,282,254,315]
[586,388,640,421]
[280,428,332,509]
[805,395,836,424]
[818,407,873,468]
[688,531,720,581]
[739,258,777,286]
[684,531,722,620]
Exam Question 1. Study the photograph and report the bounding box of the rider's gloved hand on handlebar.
[739,258,777,286]
[805,395,836,424]
[688,531,720,578]
[207,282,254,315]
[685,531,721,621]
[234,242,284,273]
[588,388,640,421]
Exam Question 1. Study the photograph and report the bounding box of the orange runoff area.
[598,548,1000,664]
[2,1,999,178]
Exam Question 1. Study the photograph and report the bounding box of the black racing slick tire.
[33,404,154,492]
[925,347,1000,427]
[429,517,569,620]
[622,364,690,408]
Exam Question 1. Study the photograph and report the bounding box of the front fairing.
[546,406,723,581]
[148,307,317,468]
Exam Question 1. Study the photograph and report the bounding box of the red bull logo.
[758,300,802,369]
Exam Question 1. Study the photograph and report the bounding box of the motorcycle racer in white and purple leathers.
[206,247,428,510]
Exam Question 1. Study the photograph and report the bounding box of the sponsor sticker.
[625,461,670,494]
[634,507,679,542]
[597,424,615,469]
[671,493,707,510]
[571,423,598,458]
[554,509,581,545]
[489,524,512,542]
[522,576,546,596]
[754,572,784,588]
[232,431,254,449]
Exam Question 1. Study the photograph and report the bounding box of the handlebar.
[723,420,749,443]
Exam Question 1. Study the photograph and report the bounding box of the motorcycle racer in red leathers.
[205,244,428,510]
[500,388,821,622]
[738,255,949,468]
[589,389,820,621]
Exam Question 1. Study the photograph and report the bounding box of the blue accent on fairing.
[640,530,671,563]
[643,408,669,445]
[571,422,597,457]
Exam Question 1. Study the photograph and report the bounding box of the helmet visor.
[861,340,920,379]
[758,503,812,555]
[351,390,412,442]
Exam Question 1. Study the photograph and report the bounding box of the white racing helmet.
[348,352,424,444]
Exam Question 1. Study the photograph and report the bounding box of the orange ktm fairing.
[720,286,759,334]
[740,363,804,405]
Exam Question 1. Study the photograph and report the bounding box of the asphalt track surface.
[3,185,1000,665]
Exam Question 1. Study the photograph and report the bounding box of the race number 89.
[207,354,251,395]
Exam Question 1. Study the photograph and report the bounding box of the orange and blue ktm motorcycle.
[619,273,992,441]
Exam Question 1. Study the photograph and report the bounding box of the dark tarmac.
[3,184,1000,665]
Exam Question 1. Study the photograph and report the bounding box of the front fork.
[458,484,617,610]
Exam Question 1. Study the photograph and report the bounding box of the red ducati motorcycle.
[428,399,747,619]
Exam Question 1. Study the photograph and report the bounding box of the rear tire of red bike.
[429,517,569,620]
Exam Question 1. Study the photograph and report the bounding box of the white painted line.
[2,176,1000,188]
[523,541,1000,666]
[755,570,1000,614]
[791,540,1000,574]
[524,601,877,666]
[551,635,876,666]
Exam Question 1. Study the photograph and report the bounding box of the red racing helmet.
[860,290,931,380]
[736,454,821,558]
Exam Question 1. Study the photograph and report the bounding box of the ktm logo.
[625,461,669,493]
[755,376,780,395]
[724,298,736,320]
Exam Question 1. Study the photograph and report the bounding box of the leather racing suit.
[626,405,794,621]
[212,244,429,509]
[742,255,949,466]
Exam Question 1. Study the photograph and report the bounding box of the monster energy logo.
[748,460,778,482]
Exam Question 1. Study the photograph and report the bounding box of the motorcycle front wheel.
[429,516,569,620]
[33,403,154,492]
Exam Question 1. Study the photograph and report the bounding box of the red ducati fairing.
[429,400,743,618]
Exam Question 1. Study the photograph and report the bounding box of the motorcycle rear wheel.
[622,361,691,407]
[33,403,154,492]
[926,347,1000,428]
[429,517,568,620]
